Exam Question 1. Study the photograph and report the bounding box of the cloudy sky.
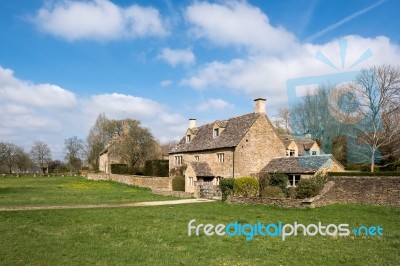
[1,0,399,159]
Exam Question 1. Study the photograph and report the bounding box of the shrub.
[268,173,288,190]
[169,165,187,177]
[219,178,235,202]
[172,176,185,191]
[328,171,400,176]
[233,177,259,197]
[110,164,142,175]
[143,160,169,177]
[295,174,327,199]
[261,186,285,198]
[257,172,270,195]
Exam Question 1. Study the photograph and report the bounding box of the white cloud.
[0,66,77,109]
[84,93,164,119]
[181,35,400,109]
[159,48,195,66]
[160,80,172,87]
[185,1,296,53]
[197,99,234,112]
[34,0,167,41]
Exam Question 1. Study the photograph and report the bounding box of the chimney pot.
[189,118,196,129]
[254,98,266,113]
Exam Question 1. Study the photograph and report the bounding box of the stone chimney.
[304,132,312,139]
[189,118,196,129]
[254,98,266,113]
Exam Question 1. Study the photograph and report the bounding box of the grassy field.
[0,176,176,206]
[0,177,399,265]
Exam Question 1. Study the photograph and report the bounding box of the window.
[174,155,182,165]
[186,135,191,143]
[215,177,221,186]
[213,128,219,138]
[311,151,317,155]
[289,149,295,157]
[189,177,194,186]
[194,155,199,161]
[217,153,224,162]
[289,175,301,187]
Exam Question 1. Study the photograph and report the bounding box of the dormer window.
[186,134,191,143]
[213,128,219,138]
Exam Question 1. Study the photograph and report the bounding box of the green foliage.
[328,171,400,176]
[143,160,169,177]
[169,165,187,177]
[268,173,288,190]
[219,178,235,202]
[295,174,327,199]
[172,176,185,191]
[233,177,259,197]
[257,172,270,195]
[110,164,142,175]
[260,186,285,198]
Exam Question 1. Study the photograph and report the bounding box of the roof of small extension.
[261,154,341,174]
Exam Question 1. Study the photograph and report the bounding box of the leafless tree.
[86,113,109,171]
[30,140,52,173]
[64,136,84,174]
[108,119,158,168]
[0,142,24,174]
[348,65,400,172]
[276,107,291,134]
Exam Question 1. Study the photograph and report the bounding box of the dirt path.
[0,198,216,212]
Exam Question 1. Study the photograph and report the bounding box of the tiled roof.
[261,154,337,174]
[170,113,260,153]
[190,162,214,176]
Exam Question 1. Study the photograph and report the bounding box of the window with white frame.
[186,134,191,143]
[194,155,199,161]
[215,177,221,185]
[213,128,219,138]
[217,153,224,162]
[311,150,317,155]
[289,149,295,157]
[174,155,182,165]
[189,177,194,186]
[289,175,301,187]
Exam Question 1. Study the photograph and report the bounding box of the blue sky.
[0,0,399,159]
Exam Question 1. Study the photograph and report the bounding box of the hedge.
[219,178,235,202]
[328,171,400,176]
[143,160,169,177]
[110,164,142,175]
[233,177,259,197]
[172,176,185,191]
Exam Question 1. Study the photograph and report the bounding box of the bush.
[268,173,288,190]
[169,165,187,177]
[257,172,270,195]
[111,164,141,175]
[261,186,285,198]
[219,178,235,202]
[172,176,185,191]
[328,171,400,176]
[143,160,169,177]
[233,177,259,197]
[295,174,327,199]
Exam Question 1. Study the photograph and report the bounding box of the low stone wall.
[87,173,172,191]
[152,189,194,198]
[227,196,305,208]
[312,176,400,207]
[228,176,400,208]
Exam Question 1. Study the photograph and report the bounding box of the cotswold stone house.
[169,98,287,192]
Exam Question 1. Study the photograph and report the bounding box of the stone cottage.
[169,98,287,192]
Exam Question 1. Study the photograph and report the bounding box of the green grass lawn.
[0,176,399,265]
[0,176,176,206]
